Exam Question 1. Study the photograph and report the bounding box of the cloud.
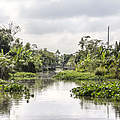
[0,0,120,53]
[20,32,81,54]
[0,9,10,24]
[21,15,120,35]
[19,0,120,19]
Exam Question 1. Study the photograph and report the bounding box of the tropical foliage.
[0,24,60,93]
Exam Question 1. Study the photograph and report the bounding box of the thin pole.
[108,26,110,48]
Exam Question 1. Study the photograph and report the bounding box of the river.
[0,72,120,120]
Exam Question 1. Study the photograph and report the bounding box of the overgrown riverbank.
[54,70,103,81]
[0,72,36,102]
[54,70,120,100]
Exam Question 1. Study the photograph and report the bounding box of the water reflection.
[71,93,120,120]
[0,93,11,115]
[0,72,120,120]
[112,103,120,118]
[0,91,35,118]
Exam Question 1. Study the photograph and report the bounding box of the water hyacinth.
[71,80,120,101]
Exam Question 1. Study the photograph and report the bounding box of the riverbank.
[54,70,120,101]
[54,70,100,81]
[0,72,37,98]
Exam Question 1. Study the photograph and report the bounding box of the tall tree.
[0,23,20,53]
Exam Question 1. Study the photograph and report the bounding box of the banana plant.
[7,46,33,72]
[0,49,14,79]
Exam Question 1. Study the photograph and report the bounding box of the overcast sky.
[0,0,120,53]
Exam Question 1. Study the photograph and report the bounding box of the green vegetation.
[9,72,37,81]
[3,83,27,92]
[1,23,120,101]
[75,36,120,79]
[0,23,60,93]
[10,72,36,77]
[54,36,120,100]
[71,80,120,100]
[54,70,99,81]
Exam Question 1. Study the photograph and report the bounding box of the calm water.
[0,72,120,120]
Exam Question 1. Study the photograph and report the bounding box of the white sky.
[0,0,120,53]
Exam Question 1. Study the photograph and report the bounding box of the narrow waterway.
[0,72,120,120]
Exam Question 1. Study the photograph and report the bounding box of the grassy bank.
[54,70,100,81]
[54,70,120,100]
[9,72,37,81]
